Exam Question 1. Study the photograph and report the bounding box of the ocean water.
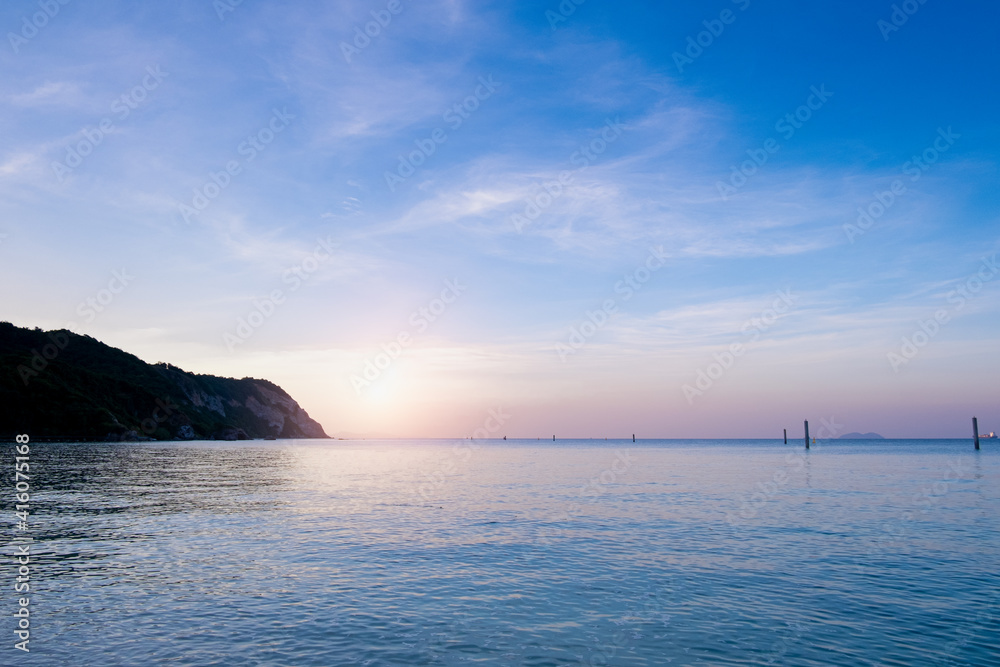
[5,439,999,666]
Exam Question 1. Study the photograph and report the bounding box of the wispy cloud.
[8,81,83,107]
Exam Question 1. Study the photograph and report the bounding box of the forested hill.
[0,322,328,441]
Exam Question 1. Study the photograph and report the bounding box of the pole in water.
[633,434,636,443]
[784,428,787,445]
[973,417,980,451]
[804,420,810,450]
[553,435,555,441]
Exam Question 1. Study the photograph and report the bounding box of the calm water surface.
[5,439,999,666]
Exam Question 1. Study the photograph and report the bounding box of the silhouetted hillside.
[0,322,328,441]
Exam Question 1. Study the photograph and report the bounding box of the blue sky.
[1,0,998,438]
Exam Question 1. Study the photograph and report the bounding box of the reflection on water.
[3,439,999,665]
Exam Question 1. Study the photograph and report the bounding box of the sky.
[1,0,998,439]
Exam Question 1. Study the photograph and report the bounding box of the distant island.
[0,322,327,442]
[838,432,885,440]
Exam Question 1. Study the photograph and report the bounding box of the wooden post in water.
[784,429,787,444]
[553,435,555,441]
[804,421,810,450]
[973,417,980,451]
[633,434,635,443]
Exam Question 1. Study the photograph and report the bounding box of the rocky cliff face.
[0,322,328,441]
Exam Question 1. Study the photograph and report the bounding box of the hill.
[0,322,328,441]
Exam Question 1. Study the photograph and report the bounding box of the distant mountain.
[0,322,328,441]
[838,432,885,440]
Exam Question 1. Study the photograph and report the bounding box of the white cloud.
[8,81,83,107]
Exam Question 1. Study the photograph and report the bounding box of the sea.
[4,438,999,666]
